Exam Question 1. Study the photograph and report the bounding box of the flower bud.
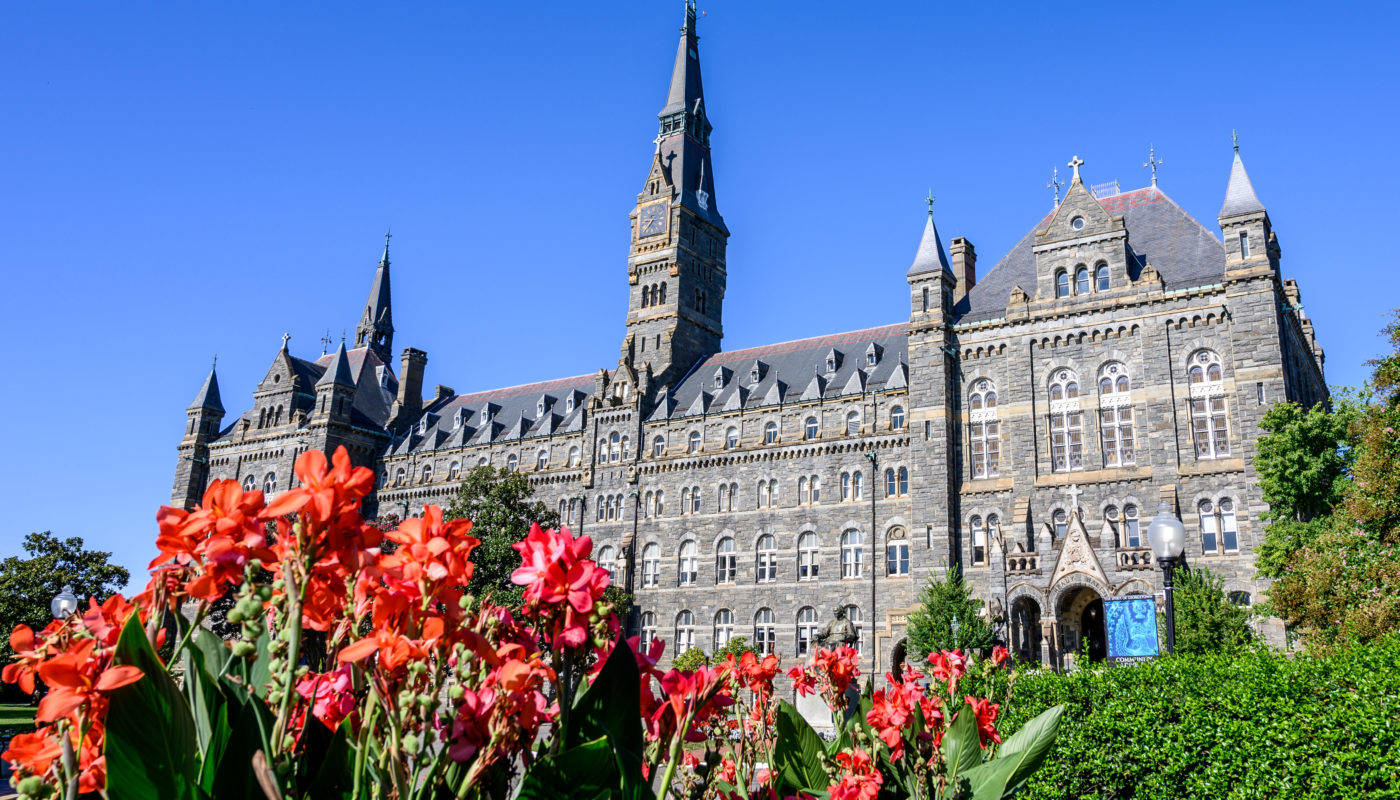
[17,776,53,799]
[403,734,419,751]
[449,685,465,700]
[227,608,246,624]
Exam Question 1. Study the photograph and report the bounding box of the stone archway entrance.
[1057,586,1106,667]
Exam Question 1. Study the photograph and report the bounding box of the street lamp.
[51,585,78,619]
[1147,501,1187,653]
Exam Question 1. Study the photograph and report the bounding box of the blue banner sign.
[1103,596,1160,661]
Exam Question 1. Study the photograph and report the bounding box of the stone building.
[172,2,1326,672]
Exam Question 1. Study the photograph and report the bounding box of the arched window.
[725,427,739,449]
[567,446,580,467]
[898,467,908,495]
[653,490,664,517]
[687,430,702,454]
[505,454,518,473]
[805,416,819,440]
[798,476,809,505]
[680,487,691,515]
[885,468,896,497]
[1055,269,1070,298]
[448,461,461,481]
[890,406,906,429]
[1052,508,1068,539]
[798,532,819,580]
[675,610,694,653]
[845,410,861,435]
[715,537,736,583]
[621,437,630,459]
[988,513,1000,551]
[796,607,819,656]
[852,470,863,501]
[810,475,821,503]
[421,464,433,484]
[596,544,616,577]
[262,472,277,495]
[971,515,986,565]
[642,543,660,587]
[1198,500,1219,553]
[756,534,777,582]
[1095,263,1110,291]
[1074,266,1090,295]
[717,483,729,513]
[640,611,657,651]
[754,608,776,654]
[641,285,651,307]
[1099,362,1136,467]
[1123,503,1140,547]
[477,456,488,467]
[886,528,909,576]
[1048,370,1084,472]
[1188,350,1230,458]
[688,485,700,514]
[845,604,864,653]
[243,474,257,492]
[1220,498,1238,551]
[756,479,774,509]
[969,378,1000,478]
[652,435,666,457]
[609,431,621,462]
[764,421,778,444]
[659,282,667,304]
[840,472,851,501]
[678,541,698,586]
[394,467,406,487]
[713,609,734,651]
[841,529,864,578]
[1198,498,1239,553]
[567,497,578,525]
[536,450,549,470]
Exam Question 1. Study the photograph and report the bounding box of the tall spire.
[354,232,395,363]
[653,0,721,225]
[188,361,224,413]
[907,196,951,277]
[1219,145,1264,219]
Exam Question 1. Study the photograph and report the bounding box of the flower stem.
[657,709,695,800]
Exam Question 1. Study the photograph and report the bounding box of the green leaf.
[942,701,983,782]
[985,703,1063,795]
[513,738,616,800]
[245,625,272,698]
[105,612,201,800]
[305,720,356,800]
[566,639,649,797]
[773,700,830,793]
[208,674,277,800]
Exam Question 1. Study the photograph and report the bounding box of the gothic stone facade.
[172,4,1326,673]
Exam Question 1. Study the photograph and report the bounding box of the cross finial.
[341,330,346,346]
[1047,166,1063,208]
[1067,155,1085,183]
[281,332,291,351]
[1064,483,1083,515]
[925,189,935,217]
[320,330,332,355]
[1231,129,1240,153]
[1144,144,1163,186]
[211,354,218,370]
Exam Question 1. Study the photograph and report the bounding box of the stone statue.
[815,605,859,648]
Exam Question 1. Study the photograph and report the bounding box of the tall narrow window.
[1098,362,1136,467]
[810,475,821,503]
[1052,508,1068,539]
[898,467,908,495]
[798,532,819,580]
[675,610,694,652]
[845,410,861,435]
[1049,370,1084,472]
[642,543,660,588]
[652,435,666,457]
[1188,350,1230,458]
[969,379,1000,478]
[713,610,733,651]
[756,534,777,582]
[922,287,930,311]
[885,468,896,497]
[754,608,776,654]
[841,530,863,578]
[596,545,616,577]
[796,607,818,656]
[536,450,549,470]
[715,537,736,584]
[1239,231,1251,259]
[971,516,986,565]
[890,406,906,429]
[640,612,657,651]
[797,477,810,505]
[805,416,819,440]
[609,432,621,462]
[505,454,518,473]
[1219,498,1238,552]
[1199,500,1219,553]
[690,485,701,515]
[725,427,739,449]
[1074,266,1090,295]
[987,514,1000,552]
[764,421,778,444]
[567,446,580,467]
[886,528,909,576]
[1095,263,1110,291]
[1123,504,1140,547]
[840,472,851,501]
[1055,269,1070,298]
[678,541,698,586]
[687,430,701,454]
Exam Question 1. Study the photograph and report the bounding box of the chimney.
[393,348,428,422]
[950,237,976,306]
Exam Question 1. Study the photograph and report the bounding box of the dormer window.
[714,368,726,389]
[537,399,546,419]
[566,395,575,414]
[481,407,492,425]
[749,367,760,383]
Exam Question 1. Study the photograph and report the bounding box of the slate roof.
[395,373,597,454]
[907,212,951,277]
[188,366,223,412]
[957,185,1227,323]
[660,323,909,420]
[1219,152,1265,218]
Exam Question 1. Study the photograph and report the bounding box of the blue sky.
[2,1,1397,589]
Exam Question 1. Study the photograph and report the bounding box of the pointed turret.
[355,233,394,363]
[1219,148,1264,219]
[188,362,224,413]
[653,0,721,224]
[318,342,356,389]
[662,1,704,118]
[907,207,952,277]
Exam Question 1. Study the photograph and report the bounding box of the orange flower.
[152,478,271,603]
[337,629,428,674]
[2,624,44,694]
[2,728,62,777]
[382,505,478,589]
[261,447,375,524]
[35,639,144,724]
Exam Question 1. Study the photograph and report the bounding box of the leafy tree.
[713,635,757,662]
[443,465,559,607]
[0,532,130,665]
[905,566,994,658]
[672,647,708,671]
[1169,567,1255,655]
[1254,400,1356,578]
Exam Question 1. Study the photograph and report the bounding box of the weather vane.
[1232,129,1240,153]
[925,189,935,216]
[320,330,332,355]
[1144,144,1163,186]
[1047,166,1063,208]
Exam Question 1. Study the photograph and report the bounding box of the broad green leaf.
[305,720,356,800]
[961,757,1020,800]
[513,738,616,800]
[773,700,830,792]
[985,703,1063,795]
[191,627,233,678]
[105,612,201,800]
[942,701,983,781]
[566,639,650,797]
[209,674,277,799]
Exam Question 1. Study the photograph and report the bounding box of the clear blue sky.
[3,1,1397,590]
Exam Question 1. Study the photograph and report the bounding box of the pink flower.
[296,665,356,730]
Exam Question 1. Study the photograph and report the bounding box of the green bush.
[999,637,1400,799]
[1170,566,1255,655]
[672,646,708,671]
[906,566,995,658]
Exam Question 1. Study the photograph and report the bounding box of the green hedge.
[998,638,1400,799]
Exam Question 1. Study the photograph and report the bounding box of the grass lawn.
[0,703,34,729]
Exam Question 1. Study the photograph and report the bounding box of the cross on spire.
[1144,144,1163,186]
[1067,155,1085,184]
[281,332,291,351]
[1047,166,1063,208]
[925,189,935,216]
[1232,129,1240,153]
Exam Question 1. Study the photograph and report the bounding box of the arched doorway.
[1057,586,1106,665]
[1010,597,1042,663]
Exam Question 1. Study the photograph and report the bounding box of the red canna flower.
[151,478,272,603]
[928,649,967,695]
[991,644,1010,667]
[261,446,375,525]
[2,624,46,694]
[296,665,356,731]
[964,696,1002,748]
[828,748,882,800]
[1,728,62,778]
[34,639,144,724]
[337,628,429,675]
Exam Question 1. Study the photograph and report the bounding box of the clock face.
[637,203,667,238]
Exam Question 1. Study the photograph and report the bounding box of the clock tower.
[623,0,729,391]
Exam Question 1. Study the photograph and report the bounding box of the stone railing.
[1006,553,1040,575]
[1117,548,1155,570]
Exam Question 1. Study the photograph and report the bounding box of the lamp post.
[51,585,78,620]
[951,616,960,650]
[1146,501,1187,654]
